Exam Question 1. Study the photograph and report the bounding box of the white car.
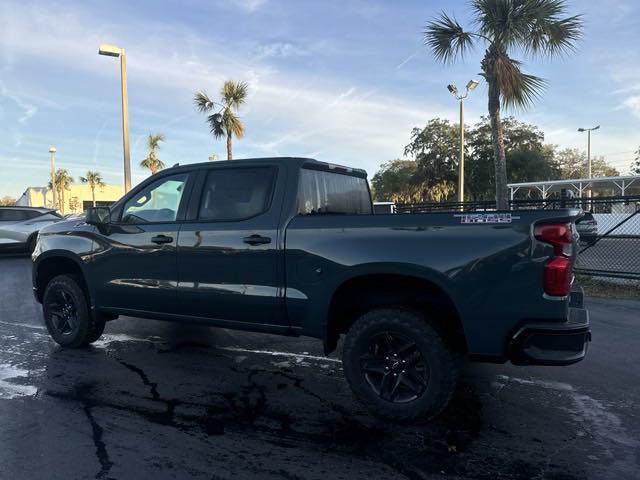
[0,207,63,253]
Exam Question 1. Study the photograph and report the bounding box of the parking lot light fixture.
[577,125,600,204]
[447,79,480,204]
[99,43,131,192]
[49,146,57,210]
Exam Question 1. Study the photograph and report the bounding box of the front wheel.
[343,308,458,421]
[43,274,105,348]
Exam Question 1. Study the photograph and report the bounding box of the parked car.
[32,158,590,420]
[575,211,598,244]
[0,207,62,253]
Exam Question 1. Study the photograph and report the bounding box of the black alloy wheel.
[47,287,78,336]
[43,274,105,347]
[360,332,429,403]
[343,308,459,421]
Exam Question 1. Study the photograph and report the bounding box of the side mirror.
[85,206,111,226]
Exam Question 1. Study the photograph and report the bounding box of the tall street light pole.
[578,125,600,204]
[49,146,57,209]
[447,80,479,204]
[99,44,131,193]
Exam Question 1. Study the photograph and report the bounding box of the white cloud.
[620,95,640,118]
[0,2,456,175]
[0,85,38,124]
[229,0,268,12]
[396,53,417,70]
[254,42,309,59]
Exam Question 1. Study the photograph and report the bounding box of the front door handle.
[243,234,271,246]
[151,235,173,245]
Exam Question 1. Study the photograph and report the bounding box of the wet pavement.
[0,256,638,479]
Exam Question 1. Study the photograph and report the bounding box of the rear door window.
[198,167,276,221]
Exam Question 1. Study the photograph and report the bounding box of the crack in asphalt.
[39,347,574,480]
[46,384,115,480]
[116,359,181,427]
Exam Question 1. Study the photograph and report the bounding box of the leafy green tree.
[139,134,166,175]
[424,0,582,208]
[68,196,80,213]
[404,118,461,201]
[466,117,559,199]
[80,170,105,207]
[556,148,619,179]
[631,147,640,175]
[194,80,248,160]
[371,160,423,203]
[48,169,73,214]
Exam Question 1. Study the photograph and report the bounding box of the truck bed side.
[284,209,582,359]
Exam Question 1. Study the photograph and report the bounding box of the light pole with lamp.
[447,79,479,204]
[577,125,600,180]
[99,43,131,192]
[49,146,57,209]
[578,125,600,206]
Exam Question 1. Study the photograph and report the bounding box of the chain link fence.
[394,196,640,281]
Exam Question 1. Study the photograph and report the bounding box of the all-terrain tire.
[343,308,458,421]
[43,274,104,348]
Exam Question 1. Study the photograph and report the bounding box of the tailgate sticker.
[454,213,517,224]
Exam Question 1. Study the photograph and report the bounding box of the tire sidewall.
[43,275,91,348]
[343,309,453,420]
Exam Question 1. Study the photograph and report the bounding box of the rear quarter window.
[297,168,371,215]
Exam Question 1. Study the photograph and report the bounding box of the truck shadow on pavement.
[29,322,591,480]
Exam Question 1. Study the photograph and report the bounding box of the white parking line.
[219,346,342,363]
[0,320,46,331]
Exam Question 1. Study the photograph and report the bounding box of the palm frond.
[207,113,226,139]
[526,13,583,57]
[221,80,249,110]
[493,56,547,109]
[80,170,105,187]
[147,133,165,151]
[194,91,214,113]
[472,0,582,56]
[224,110,245,139]
[424,13,474,63]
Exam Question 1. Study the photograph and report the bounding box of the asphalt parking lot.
[0,256,638,480]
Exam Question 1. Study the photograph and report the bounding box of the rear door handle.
[243,234,271,246]
[151,235,173,245]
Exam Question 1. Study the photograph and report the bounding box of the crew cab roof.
[0,206,56,214]
[159,157,368,179]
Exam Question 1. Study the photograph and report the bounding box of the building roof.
[508,175,640,198]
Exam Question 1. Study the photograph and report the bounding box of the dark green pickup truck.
[32,157,590,420]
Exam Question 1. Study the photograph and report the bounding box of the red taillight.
[535,223,573,296]
[543,256,572,296]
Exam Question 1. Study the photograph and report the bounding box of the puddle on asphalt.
[0,363,38,399]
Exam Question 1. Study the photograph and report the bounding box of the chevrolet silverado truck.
[32,157,590,420]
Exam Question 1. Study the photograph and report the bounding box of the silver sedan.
[0,207,63,253]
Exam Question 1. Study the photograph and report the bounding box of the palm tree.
[194,80,248,160]
[139,133,166,175]
[80,170,105,207]
[48,169,73,214]
[424,0,582,208]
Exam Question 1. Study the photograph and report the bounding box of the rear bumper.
[509,287,591,366]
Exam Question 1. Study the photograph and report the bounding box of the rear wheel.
[343,308,458,421]
[43,274,105,347]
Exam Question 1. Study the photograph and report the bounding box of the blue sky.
[1,0,639,197]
